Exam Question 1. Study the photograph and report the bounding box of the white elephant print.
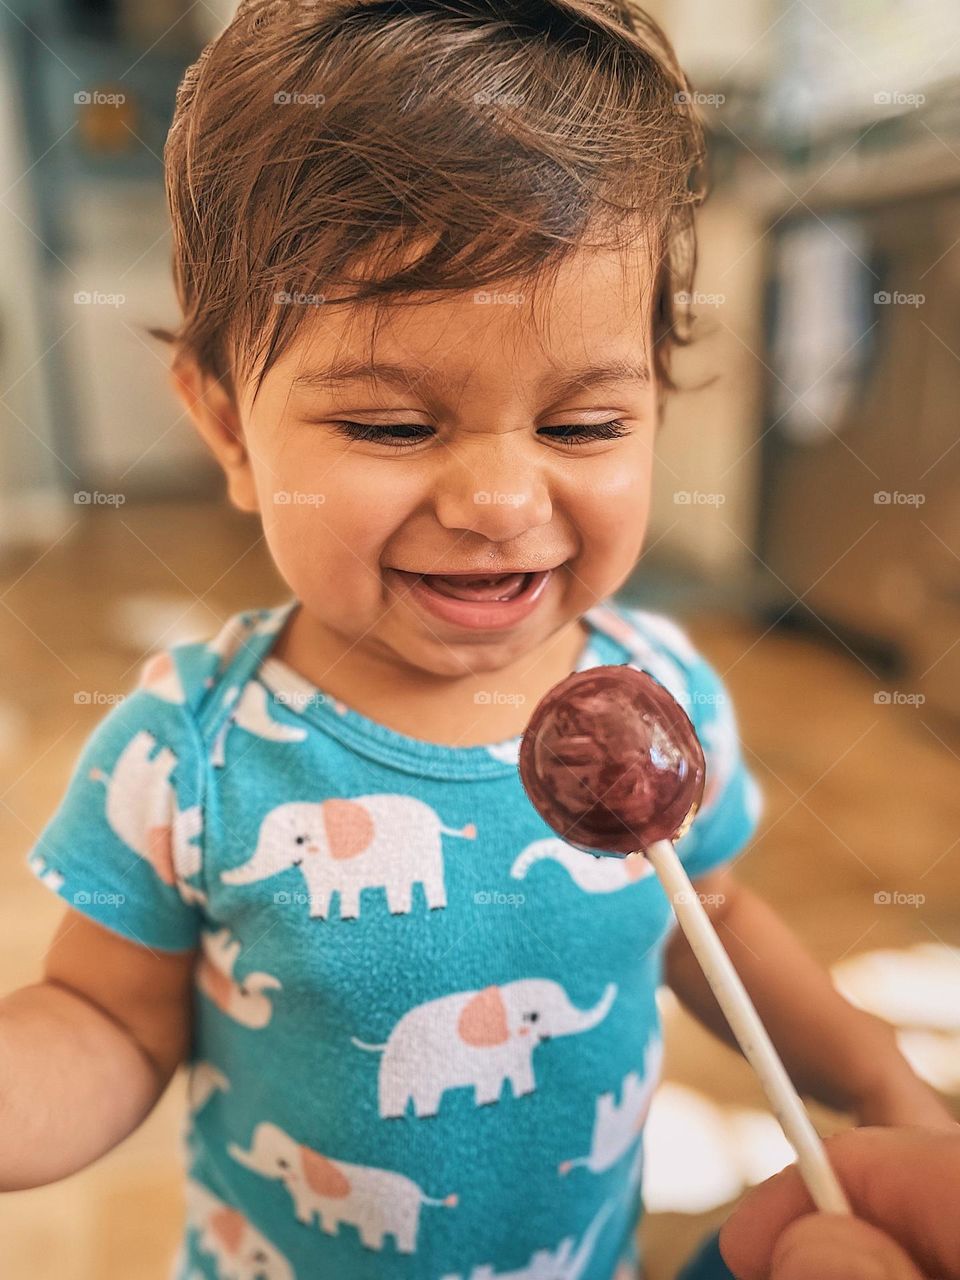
[211,681,308,767]
[587,605,689,698]
[353,978,617,1118]
[206,606,290,671]
[196,927,281,1029]
[232,683,308,744]
[26,853,64,894]
[221,793,476,921]
[186,1179,293,1280]
[439,1198,615,1280]
[89,730,205,904]
[511,839,652,893]
[229,1121,458,1255]
[559,1040,663,1176]
[187,1060,230,1113]
[486,737,521,765]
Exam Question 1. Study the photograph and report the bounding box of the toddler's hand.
[854,1067,956,1130]
[718,1126,960,1280]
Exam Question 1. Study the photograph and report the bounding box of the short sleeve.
[24,674,207,952]
[673,655,764,881]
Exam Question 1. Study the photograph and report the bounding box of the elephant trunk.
[221,845,277,885]
[571,983,617,1034]
[226,1140,259,1172]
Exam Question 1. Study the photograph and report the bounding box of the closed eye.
[537,422,627,448]
[330,420,630,448]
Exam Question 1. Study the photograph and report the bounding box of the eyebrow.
[290,355,651,397]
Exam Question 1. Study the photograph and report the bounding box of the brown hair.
[153,0,706,406]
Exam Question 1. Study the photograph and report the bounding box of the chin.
[393,629,544,680]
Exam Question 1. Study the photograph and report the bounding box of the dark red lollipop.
[518,664,706,856]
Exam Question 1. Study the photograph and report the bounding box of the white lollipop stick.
[644,837,851,1216]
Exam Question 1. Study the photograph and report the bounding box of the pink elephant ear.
[300,1146,351,1199]
[197,959,234,1014]
[624,855,651,882]
[146,825,176,884]
[138,650,173,690]
[209,1205,246,1256]
[320,799,374,860]
[457,985,509,1047]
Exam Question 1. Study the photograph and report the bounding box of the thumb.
[770,1213,925,1280]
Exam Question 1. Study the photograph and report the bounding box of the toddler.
[12,2,951,1278]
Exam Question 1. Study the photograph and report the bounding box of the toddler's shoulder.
[586,600,723,704]
[134,601,296,733]
[589,600,764,871]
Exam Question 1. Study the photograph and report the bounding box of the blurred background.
[0,0,958,1277]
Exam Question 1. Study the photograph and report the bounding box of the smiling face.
[179,242,659,683]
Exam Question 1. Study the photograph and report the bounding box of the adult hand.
[718,1126,960,1280]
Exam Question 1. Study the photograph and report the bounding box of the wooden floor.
[0,502,957,1279]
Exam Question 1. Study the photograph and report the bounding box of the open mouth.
[388,567,556,630]
[416,571,534,602]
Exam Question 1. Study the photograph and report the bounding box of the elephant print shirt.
[25,597,763,1280]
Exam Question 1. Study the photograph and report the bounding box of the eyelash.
[332,420,630,448]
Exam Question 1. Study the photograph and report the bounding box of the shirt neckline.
[253,598,627,781]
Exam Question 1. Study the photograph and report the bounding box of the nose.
[434,438,553,541]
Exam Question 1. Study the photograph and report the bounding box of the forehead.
[258,240,657,407]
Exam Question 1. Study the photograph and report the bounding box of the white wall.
[0,40,72,548]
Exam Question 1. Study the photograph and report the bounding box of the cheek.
[564,453,653,550]
[257,457,421,589]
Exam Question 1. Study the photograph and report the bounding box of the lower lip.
[390,569,554,631]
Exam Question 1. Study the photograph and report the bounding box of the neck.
[270,605,590,746]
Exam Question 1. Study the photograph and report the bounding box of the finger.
[770,1214,926,1280]
[718,1127,960,1280]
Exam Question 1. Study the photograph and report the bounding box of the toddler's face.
[194,244,658,678]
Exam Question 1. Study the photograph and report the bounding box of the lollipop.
[519,665,705,855]
[519,664,851,1217]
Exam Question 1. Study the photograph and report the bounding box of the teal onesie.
[25,597,762,1280]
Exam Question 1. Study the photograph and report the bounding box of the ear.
[170,358,260,514]
[320,799,375,860]
[300,1146,351,1199]
[457,986,509,1047]
[208,1205,246,1256]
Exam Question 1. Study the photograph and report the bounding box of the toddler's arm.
[664,868,955,1129]
[0,907,196,1190]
